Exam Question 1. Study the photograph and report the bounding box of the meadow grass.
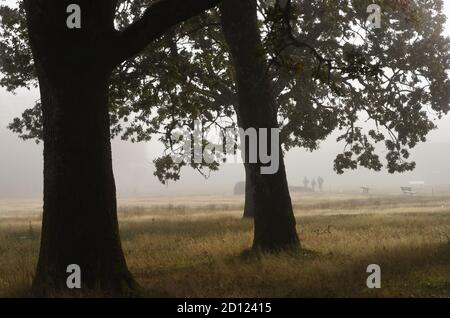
[1,193,450,297]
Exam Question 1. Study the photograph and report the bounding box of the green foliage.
[268,0,450,173]
[153,155,185,184]
[7,102,42,143]
[0,1,36,91]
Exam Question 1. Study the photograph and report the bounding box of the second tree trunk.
[220,0,300,251]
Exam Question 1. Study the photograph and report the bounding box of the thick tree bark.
[243,163,256,218]
[24,0,136,294]
[220,0,300,251]
[33,66,136,294]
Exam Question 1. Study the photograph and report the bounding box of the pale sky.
[1,1,450,198]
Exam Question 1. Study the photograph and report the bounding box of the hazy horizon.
[1,1,450,198]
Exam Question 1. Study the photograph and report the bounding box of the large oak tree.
[118,0,450,220]
[1,0,223,295]
[220,0,300,249]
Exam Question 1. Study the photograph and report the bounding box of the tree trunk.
[243,163,256,218]
[220,0,300,251]
[24,0,136,295]
[236,111,255,219]
[32,69,136,295]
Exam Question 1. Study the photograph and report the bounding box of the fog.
[1,1,450,198]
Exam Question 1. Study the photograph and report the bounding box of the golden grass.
[1,193,450,297]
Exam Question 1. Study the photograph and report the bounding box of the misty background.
[1,1,450,198]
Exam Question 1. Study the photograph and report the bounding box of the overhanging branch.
[112,0,223,65]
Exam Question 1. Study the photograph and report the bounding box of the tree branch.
[112,0,223,65]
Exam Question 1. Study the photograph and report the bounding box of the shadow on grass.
[4,212,450,298]
[6,242,450,298]
[49,215,450,297]
[134,242,450,298]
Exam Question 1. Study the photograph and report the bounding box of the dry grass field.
[1,192,450,298]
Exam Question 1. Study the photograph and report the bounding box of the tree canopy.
[2,0,450,180]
